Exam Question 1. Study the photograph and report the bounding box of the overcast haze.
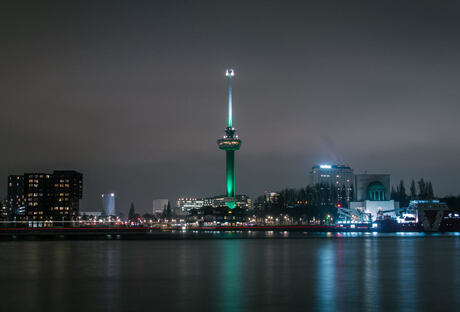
[1,0,459,213]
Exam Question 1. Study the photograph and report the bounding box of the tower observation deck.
[217,69,242,209]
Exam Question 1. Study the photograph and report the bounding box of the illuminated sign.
[320,164,332,169]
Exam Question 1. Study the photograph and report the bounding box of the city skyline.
[1,1,460,213]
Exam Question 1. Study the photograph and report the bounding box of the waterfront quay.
[0,222,449,240]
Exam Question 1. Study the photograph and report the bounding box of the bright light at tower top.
[226,69,234,128]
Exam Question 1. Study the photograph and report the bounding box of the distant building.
[264,192,280,204]
[354,174,390,201]
[80,211,103,217]
[311,164,354,205]
[177,195,252,216]
[8,171,83,221]
[0,200,9,221]
[186,206,247,224]
[153,199,169,216]
[347,174,398,221]
[203,194,252,210]
[49,171,83,221]
[177,198,204,215]
[101,193,116,216]
[7,175,25,217]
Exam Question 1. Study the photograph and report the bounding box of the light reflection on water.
[0,234,460,312]
[317,242,337,312]
[220,240,244,312]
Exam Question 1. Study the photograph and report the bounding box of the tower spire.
[218,68,241,209]
[226,69,234,128]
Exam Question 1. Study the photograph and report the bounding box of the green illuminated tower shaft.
[226,149,235,197]
[217,69,241,209]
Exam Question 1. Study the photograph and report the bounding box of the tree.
[418,178,427,200]
[410,180,417,199]
[128,202,135,221]
[427,181,434,200]
[166,201,172,219]
[391,186,398,201]
[396,180,408,206]
[397,180,406,200]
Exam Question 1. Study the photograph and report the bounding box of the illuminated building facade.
[49,171,83,221]
[24,173,53,220]
[186,206,247,224]
[311,164,354,205]
[101,193,116,216]
[153,199,169,215]
[0,201,9,221]
[9,171,83,221]
[177,198,204,215]
[217,69,242,209]
[7,175,25,217]
[203,194,252,210]
[177,195,252,216]
[346,174,398,221]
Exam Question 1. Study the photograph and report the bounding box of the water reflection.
[317,242,337,312]
[397,239,418,312]
[363,239,379,312]
[219,241,244,312]
[1,235,460,312]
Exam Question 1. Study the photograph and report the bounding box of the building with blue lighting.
[347,174,399,221]
[101,193,116,216]
[311,164,354,205]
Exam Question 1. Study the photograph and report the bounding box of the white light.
[111,193,115,197]
[226,69,234,77]
[320,164,332,169]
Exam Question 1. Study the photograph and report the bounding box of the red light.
[337,203,341,208]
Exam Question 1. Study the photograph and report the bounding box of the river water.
[1,233,459,312]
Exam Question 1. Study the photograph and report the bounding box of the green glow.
[226,201,236,209]
[228,75,232,128]
[226,151,235,198]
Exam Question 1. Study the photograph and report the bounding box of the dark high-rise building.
[7,175,25,216]
[24,173,53,220]
[1,200,9,221]
[9,171,83,221]
[50,171,83,221]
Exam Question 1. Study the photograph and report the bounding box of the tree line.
[127,201,173,222]
[390,178,434,207]
[253,184,351,223]
[253,178,437,222]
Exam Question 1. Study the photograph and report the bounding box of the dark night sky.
[1,0,459,213]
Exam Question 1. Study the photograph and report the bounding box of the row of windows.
[54,184,70,188]
[27,206,71,210]
[53,207,70,211]
[27,193,71,197]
